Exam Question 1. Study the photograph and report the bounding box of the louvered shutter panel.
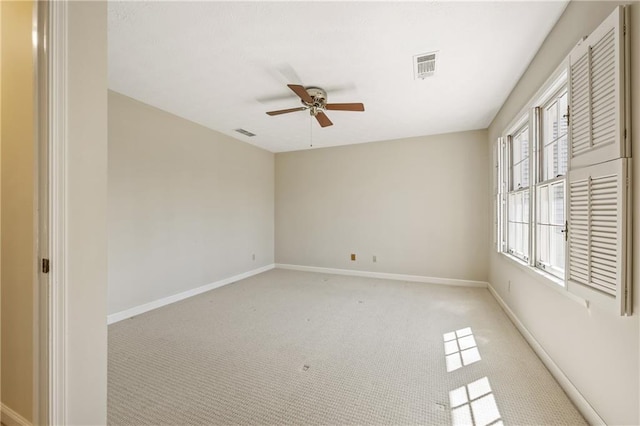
[568,177,589,284]
[570,54,590,157]
[567,159,631,315]
[566,6,631,315]
[568,6,628,168]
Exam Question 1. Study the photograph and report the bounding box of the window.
[495,5,631,315]
[506,124,530,261]
[535,88,568,279]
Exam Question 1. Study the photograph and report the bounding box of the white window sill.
[499,252,589,309]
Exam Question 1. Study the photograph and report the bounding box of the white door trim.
[48,2,68,424]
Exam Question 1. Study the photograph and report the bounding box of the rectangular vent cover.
[235,128,256,137]
[414,52,437,79]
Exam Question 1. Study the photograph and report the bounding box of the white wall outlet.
[373,255,377,263]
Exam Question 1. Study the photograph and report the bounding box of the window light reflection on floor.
[443,327,481,372]
[449,377,503,426]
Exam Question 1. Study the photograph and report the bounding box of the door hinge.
[42,258,50,274]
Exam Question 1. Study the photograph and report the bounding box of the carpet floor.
[108,269,586,425]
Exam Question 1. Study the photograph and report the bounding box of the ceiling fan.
[266,84,365,128]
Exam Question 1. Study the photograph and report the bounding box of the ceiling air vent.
[414,52,437,80]
[235,128,256,137]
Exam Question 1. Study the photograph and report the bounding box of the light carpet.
[108,269,586,425]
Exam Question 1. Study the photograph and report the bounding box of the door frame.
[48,1,68,424]
[35,1,68,424]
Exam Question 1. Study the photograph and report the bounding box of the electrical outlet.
[252,254,255,261]
[350,253,356,261]
[373,255,377,263]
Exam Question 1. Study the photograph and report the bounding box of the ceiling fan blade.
[276,63,303,85]
[315,112,333,128]
[266,107,307,116]
[287,84,313,104]
[325,103,365,112]
[257,93,298,104]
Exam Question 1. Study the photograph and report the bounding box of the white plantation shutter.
[568,6,629,168]
[567,6,631,315]
[567,159,631,314]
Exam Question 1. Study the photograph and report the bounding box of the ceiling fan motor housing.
[303,87,328,112]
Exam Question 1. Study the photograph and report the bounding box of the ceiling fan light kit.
[266,84,364,128]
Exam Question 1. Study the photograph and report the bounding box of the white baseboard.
[107,264,275,324]
[275,263,488,288]
[487,284,605,426]
[1,403,32,426]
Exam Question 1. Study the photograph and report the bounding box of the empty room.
[1,1,639,426]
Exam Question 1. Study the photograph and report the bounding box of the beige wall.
[66,2,108,423]
[487,2,639,424]
[276,130,489,282]
[0,0,34,422]
[108,91,275,315]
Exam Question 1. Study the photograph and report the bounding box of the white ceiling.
[108,1,568,153]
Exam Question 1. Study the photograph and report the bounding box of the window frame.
[496,138,508,253]
[503,115,533,264]
[497,64,569,283]
[533,83,569,281]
